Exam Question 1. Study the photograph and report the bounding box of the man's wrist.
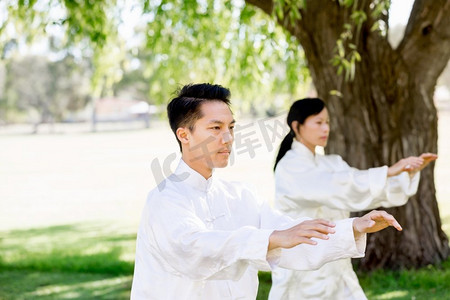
[352,218,363,238]
[268,230,280,251]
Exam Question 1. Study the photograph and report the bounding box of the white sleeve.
[376,171,420,207]
[275,155,418,212]
[258,201,366,271]
[276,218,366,270]
[144,195,273,281]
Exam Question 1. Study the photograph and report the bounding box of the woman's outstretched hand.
[387,153,437,177]
[407,153,438,176]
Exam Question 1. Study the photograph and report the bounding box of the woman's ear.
[176,127,190,145]
[291,121,300,136]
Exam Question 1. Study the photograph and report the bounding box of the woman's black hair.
[273,98,326,171]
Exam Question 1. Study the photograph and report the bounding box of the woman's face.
[294,108,330,152]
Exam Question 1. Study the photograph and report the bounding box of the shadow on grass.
[0,223,136,275]
[0,223,135,299]
[0,270,131,299]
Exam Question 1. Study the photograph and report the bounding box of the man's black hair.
[167,83,231,151]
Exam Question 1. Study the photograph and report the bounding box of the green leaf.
[330,89,343,97]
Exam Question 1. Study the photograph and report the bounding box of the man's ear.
[176,127,190,145]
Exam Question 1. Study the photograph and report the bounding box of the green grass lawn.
[257,259,450,300]
[0,223,134,299]
[1,222,449,300]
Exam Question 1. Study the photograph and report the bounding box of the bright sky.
[389,0,414,27]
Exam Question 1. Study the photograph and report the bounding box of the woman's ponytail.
[274,130,294,171]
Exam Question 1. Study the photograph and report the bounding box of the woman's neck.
[296,138,316,154]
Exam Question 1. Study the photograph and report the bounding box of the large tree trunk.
[248,0,450,270]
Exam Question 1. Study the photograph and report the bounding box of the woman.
[269,98,437,300]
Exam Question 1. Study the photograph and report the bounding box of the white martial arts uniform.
[131,159,367,299]
[269,140,420,300]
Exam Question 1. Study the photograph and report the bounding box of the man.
[131,83,402,299]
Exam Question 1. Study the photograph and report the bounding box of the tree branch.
[398,0,450,88]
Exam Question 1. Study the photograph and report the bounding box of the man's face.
[181,101,235,170]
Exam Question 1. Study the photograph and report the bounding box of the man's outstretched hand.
[268,211,402,251]
[268,219,336,251]
[353,210,402,235]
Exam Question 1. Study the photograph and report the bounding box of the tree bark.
[247,0,450,270]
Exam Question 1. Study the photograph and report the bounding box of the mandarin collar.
[291,139,318,162]
[173,159,215,192]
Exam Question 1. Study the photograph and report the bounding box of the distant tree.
[0,61,7,123]
[5,55,90,132]
[6,56,54,131]
[113,69,150,101]
[3,0,312,117]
